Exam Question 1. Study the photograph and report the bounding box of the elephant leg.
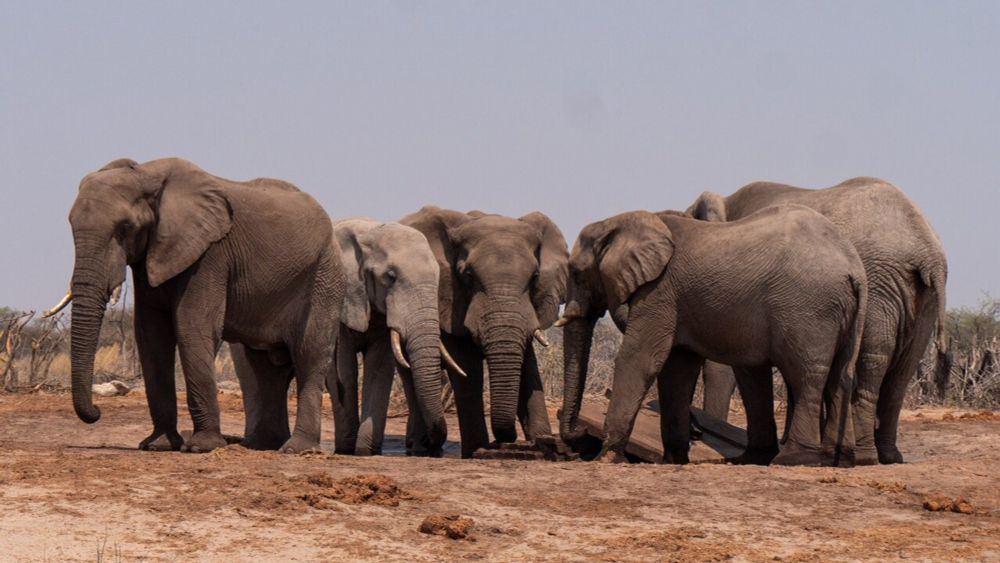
[729,366,779,465]
[876,308,937,465]
[357,327,395,456]
[443,334,488,459]
[601,310,674,461]
[175,326,227,453]
[518,345,553,442]
[331,328,361,455]
[852,309,896,465]
[134,306,182,451]
[656,349,702,464]
[233,345,292,450]
[772,361,827,466]
[701,361,736,423]
[282,343,333,454]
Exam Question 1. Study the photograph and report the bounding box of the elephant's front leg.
[518,344,553,442]
[331,329,361,455]
[356,328,396,456]
[175,324,227,453]
[443,334,488,459]
[655,349,702,464]
[134,305,183,451]
[600,312,674,462]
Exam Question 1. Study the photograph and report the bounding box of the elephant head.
[52,158,232,424]
[686,191,727,222]
[557,211,675,445]
[401,206,568,443]
[335,218,457,451]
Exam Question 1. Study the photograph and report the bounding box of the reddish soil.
[0,393,997,561]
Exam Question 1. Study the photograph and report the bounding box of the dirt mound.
[923,495,975,514]
[419,514,475,540]
[298,473,411,509]
[942,411,1000,422]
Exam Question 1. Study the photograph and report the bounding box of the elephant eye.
[532,269,540,282]
[383,270,397,285]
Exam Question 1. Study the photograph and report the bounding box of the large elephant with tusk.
[49,157,344,454]
[326,218,464,457]
[401,207,568,458]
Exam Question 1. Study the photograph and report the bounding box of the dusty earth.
[0,392,997,562]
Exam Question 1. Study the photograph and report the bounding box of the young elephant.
[559,206,867,466]
[328,218,463,457]
[688,178,948,464]
[50,158,344,454]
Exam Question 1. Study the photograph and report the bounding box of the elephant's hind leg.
[233,345,292,450]
[771,361,827,466]
[728,366,779,465]
[656,349,702,464]
[134,306,182,452]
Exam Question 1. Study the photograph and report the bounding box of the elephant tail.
[836,273,868,393]
[920,263,949,355]
[827,272,867,464]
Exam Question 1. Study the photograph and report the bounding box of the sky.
[1,2,997,311]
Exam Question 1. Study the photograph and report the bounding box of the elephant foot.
[771,443,825,467]
[406,446,444,458]
[726,446,779,466]
[279,434,321,454]
[595,447,628,464]
[853,446,879,466]
[181,430,227,453]
[877,445,904,465]
[242,432,289,451]
[661,446,690,465]
[139,429,183,452]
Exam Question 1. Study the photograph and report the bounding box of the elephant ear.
[399,206,470,335]
[687,191,727,222]
[595,212,674,310]
[334,224,371,333]
[519,212,569,328]
[145,161,233,287]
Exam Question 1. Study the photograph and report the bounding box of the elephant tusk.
[553,316,570,328]
[109,284,123,306]
[43,290,72,318]
[439,342,467,377]
[533,329,551,347]
[390,329,411,370]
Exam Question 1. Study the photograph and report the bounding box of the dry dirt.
[0,392,997,562]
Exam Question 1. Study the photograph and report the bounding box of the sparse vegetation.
[2,297,997,409]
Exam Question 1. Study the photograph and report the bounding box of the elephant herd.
[50,157,947,467]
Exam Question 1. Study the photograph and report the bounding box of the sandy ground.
[0,392,997,562]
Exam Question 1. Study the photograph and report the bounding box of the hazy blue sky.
[1,2,997,311]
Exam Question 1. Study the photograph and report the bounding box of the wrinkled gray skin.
[401,207,568,458]
[328,218,448,456]
[688,178,947,465]
[560,207,867,466]
[66,158,343,454]
[700,361,736,421]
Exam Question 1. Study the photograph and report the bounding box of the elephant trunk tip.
[74,402,101,424]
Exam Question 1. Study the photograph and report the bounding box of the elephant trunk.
[560,317,596,446]
[69,255,111,424]
[404,311,447,452]
[481,310,528,444]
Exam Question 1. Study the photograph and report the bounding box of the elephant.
[325,217,463,457]
[687,177,947,464]
[558,206,867,466]
[400,207,568,458]
[49,157,344,454]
